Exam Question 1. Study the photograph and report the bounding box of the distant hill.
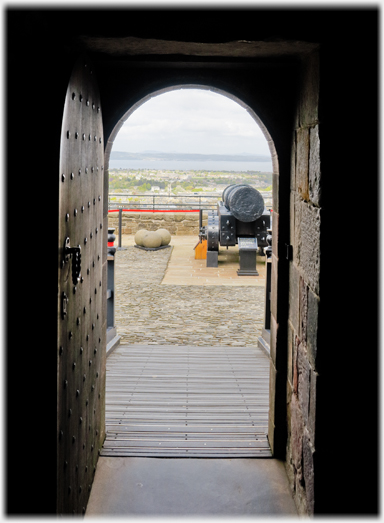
[110,151,271,162]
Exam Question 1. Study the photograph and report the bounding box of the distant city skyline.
[111,89,272,158]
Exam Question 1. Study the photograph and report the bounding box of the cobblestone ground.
[114,247,265,346]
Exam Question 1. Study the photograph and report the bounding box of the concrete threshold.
[86,457,297,517]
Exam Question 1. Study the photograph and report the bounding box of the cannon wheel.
[207,211,219,251]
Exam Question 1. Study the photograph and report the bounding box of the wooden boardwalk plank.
[101,345,271,458]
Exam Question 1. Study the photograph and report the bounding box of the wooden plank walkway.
[101,345,272,458]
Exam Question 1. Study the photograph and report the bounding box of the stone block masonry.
[108,211,208,236]
[285,50,321,517]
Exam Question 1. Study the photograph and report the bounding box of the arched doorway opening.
[105,85,278,173]
[103,85,278,458]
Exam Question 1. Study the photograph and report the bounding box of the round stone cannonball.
[134,229,148,246]
[156,228,171,246]
[142,231,162,248]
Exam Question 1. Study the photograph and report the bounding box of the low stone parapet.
[108,211,208,236]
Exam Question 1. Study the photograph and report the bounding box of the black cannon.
[201,184,271,274]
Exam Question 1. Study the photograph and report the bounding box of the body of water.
[108,159,273,173]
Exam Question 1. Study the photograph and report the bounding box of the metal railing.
[108,192,272,212]
[108,193,219,212]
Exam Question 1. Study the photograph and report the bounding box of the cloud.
[112,89,271,156]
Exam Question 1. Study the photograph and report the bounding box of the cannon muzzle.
[222,184,265,222]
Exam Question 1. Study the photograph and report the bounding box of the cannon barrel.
[222,184,265,222]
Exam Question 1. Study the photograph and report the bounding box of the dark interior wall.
[285,15,379,513]
[6,7,378,516]
[311,15,379,514]
[6,12,76,515]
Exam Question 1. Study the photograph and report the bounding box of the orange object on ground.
[195,239,207,259]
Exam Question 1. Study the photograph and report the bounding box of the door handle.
[63,237,81,285]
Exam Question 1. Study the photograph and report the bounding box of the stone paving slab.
[117,235,266,286]
[114,237,266,346]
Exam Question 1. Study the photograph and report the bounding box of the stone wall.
[108,211,208,236]
[285,50,320,516]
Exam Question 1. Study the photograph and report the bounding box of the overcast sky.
[111,88,272,157]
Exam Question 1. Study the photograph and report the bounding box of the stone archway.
[103,83,280,454]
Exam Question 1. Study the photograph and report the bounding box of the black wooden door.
[57,56,106,515]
